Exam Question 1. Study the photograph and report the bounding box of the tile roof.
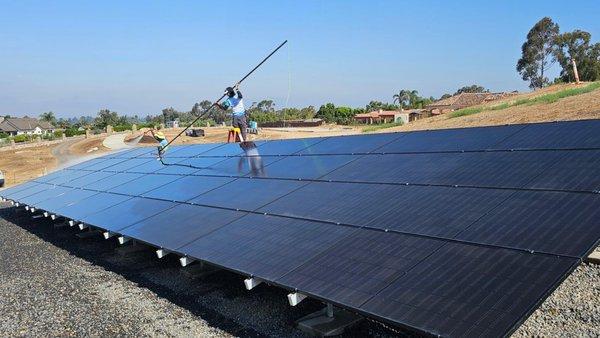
[0,117,55,132]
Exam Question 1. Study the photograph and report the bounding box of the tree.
[94,109,120,129]
[365,101,399,112]
[516,17,560,89]
[554,30,600,82]
[393,90,412,108]
[454,85,489,95]
[39,111,57,126]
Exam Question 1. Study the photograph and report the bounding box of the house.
[0,117,55,136]
[354,109,425,124]
[166,119,180,128]
[425,92,518,116]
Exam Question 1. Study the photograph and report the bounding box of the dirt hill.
[383,82,600,133]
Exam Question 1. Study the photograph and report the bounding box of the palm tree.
[393,90,416,109]
[39,111,56,125]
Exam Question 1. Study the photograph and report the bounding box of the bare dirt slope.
[0,136,109,187]
[383,82,600,133]
[127,125,359,146]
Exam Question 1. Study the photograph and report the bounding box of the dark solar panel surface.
[2,119,599,337]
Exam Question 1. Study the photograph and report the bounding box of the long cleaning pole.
[160,40,288,152]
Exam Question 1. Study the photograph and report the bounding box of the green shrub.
[53,130,64,138]
[449,82,600,118]
[65,128,86,137]
[362,121,404,133]
[113,124,132,132]
[13,134,30,143]
[450,107,484,118]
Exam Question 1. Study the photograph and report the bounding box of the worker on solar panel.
[216,84,247,142]
[144,129,169,160]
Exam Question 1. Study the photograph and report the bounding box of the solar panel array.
[2,119,600,336]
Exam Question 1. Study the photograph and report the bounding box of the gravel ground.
[0,205,401,337]
[1,204,598,337]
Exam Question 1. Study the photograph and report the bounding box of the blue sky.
[1,0,599,118]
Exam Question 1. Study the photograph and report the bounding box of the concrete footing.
[586,251,600,264]
[296,304,363,337]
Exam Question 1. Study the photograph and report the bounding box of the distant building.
[166,119,180,128]
[426,92,518,116]
[354,109,424,124]
[0,117,55,136]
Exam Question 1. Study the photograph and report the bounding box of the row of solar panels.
[100,119,600,159]
[0,179,579,336]
[2,120,599,336]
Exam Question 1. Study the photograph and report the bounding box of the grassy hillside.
[379,82,600,133]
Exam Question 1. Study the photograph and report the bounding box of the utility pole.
[572,59,580,84]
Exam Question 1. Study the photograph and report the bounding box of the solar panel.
[277,228,443,308]
[494,119,600,150]
[155,157,226,175]
[524,150,600,191]
[299,133,402,154]
[2,119,600,337]
[107,174,181,195]
[259,182,512,237]
[120,204,246,249]
[377,124,526,153]
[65,171,115,188]
[80,197,175,232]
[361,242,576,336]
[85,172,144,191]
[53,192,132,221]
[19,185,72,206]
[250,154,357,179]
[323,151,567,188]
[180,213,356,280]
[188,178,308,211]
[35,188,99,211]
[142,175,235,202]
[456,190,600,256]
